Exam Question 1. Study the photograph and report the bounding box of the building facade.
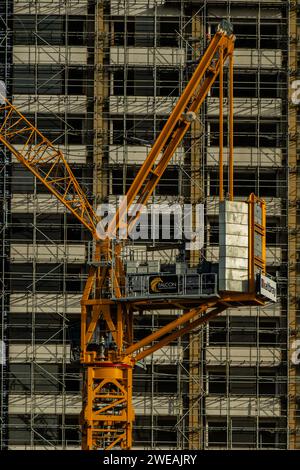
[0,0,299,449]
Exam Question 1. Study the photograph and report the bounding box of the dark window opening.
[113,69,179,97]
[13,15,87,46]
[260,23,283,49]
[208,421,227,447]
[208,319,226,344]
[158,18,180,47]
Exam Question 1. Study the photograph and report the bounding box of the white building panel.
[10,244,86,263]
[143,346,183,365]
[207,147,282,167]
[108,194,184,206]
[8,393,181,416]
[206,197,282,217]
[206,346,281,366]
[208,6,282,18]
[234,49,282,68]
[110,0,169,16]
[109,96,281,118]
[206,245,281,266]
[109,96,177,115]
[11,194,67,214]
[108,145,184,165]
[219,200,249,292]
[218,303,281,317]
[14,0,88,15]
[10,293,81,315]
[12,145,87,164]
[9,344,71,363]
[13,46,88,65]
[13,95,87,115]
[207,98,281,118]
[110,47,185,67]
[9,394,81,414]
[205,396,281,417]
[133,394,181,416]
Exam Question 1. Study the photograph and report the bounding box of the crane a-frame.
[0,20,276,450]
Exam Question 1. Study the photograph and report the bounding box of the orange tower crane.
[0,20,276,450]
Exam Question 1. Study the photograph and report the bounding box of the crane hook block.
[217,19,234,36]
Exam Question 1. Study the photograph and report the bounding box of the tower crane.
[0,20,276,450]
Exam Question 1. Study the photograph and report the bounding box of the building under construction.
[0,0,299,450]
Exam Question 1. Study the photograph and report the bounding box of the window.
[113,69,179,97]
[10,214,34,242]
[230,368,256,395]
[212,73,281,99]
[111,167,180,196]
[61,416,80,444]
[9,415,59,445]
[67,67,87,95]
[258,320,279,345]
[211,22,257,48]
[11,164,93,195]
[64,364,81,393]
[112,17,179,48]
[13,15,86,46]
[233,122,256,147]
[260,73,282,98]
[209,121,258,147]
[233,170,256,197]
[14,15,64,45]
[232,22,257,48]
[231,418,256,448]
[13,65,87,95]
[11,165,33,193]
[260,23,282,49]
[259,122,279,147]
[258,420,286,449]
[157,69,179,96]
[266,222,278,245]
[212,74,256,98]
[9,364,59,392]
[208,420,227,448]
[229,318,256,345]
[112,116,162,145]
[208,371,226,394]
[135,17,154,47]
[258,170,278,197]
[208,319,226,344]
[259,371,277,395]
[13,65,61,94]
[158,18,180,47]
[133,69,154,96]
[209,221,219,245]
[155,168,180,195]
[9,314,65,343]
[113,18,152,47]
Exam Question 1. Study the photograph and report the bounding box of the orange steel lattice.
[0,103,98,236]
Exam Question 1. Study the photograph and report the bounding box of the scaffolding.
[0,0,298,449]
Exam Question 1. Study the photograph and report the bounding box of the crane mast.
[0,21,276,450]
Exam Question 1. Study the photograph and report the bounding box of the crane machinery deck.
[0,20,277,450]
